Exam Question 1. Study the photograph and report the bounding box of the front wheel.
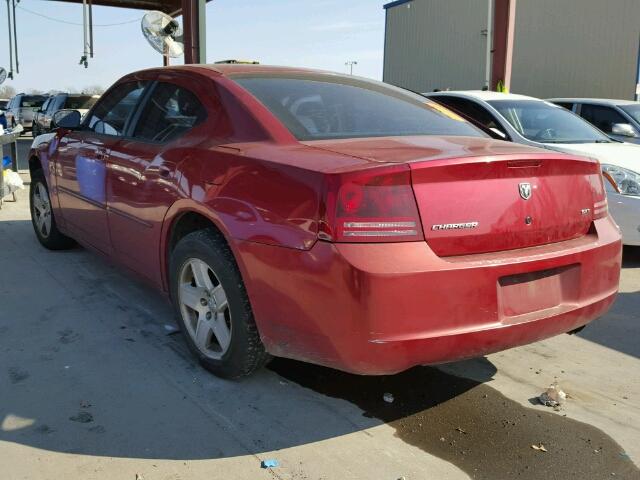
[30,171,75,250]
[169,228,270,379]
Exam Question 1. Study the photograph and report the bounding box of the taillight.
[593,198,608,219]
[593,171,609,219]
[319,165,424,242]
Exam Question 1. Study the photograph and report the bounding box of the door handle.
[95,150,107,161]
[144,164,172,177]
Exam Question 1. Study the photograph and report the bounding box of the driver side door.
[54,81,149,254]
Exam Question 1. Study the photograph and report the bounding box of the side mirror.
[52,109,82,130]
[611,123,637,138]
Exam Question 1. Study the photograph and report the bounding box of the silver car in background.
[548,98,640,145]
[5,93,47,130]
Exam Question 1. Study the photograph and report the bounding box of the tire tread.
[170,228,270,379]
[30,170,76,251]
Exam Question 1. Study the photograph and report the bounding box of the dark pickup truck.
[32,93,99,137]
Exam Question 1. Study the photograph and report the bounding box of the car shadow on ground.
[0,218,494,463]
[576,246,640,359]
[622,245,640,269]
[0,218,637,479]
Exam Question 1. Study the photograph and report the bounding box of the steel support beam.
[503,0,516,91]
[635,34,640,101]
[484,0,493,89]
[491,0,516,91]
[183,0,206,64]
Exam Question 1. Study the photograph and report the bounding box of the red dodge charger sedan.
[28,65,622,378]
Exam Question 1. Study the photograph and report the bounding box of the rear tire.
[169,228,270,379]
[29,170,76,250]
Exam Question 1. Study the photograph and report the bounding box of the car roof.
[118,64,365,92]
[199,64,334,76]
[423,90,541,102]
[129,64,333,79]
[548,97,639,106]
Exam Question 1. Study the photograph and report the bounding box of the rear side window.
[554,102,574,111]
[433,96,507,136]
[234,75,484,141]
[86,81,147,136]
[20,96,46,108]
[133,82,206,143]
[65,95,98,110]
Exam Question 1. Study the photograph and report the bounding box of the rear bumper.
[238,217,622,374]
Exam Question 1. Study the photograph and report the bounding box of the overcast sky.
[0,0,387,93]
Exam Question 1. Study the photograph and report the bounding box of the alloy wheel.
[178,258,232,359]
[32,182,52,238]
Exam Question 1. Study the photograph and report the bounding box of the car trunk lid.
[410,154,602,256]
[304,136,604,256]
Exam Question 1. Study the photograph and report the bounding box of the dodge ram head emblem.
[519,182,532,200]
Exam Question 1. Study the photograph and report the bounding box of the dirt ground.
[1,181,639,480]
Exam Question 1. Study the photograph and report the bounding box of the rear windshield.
[234,75,484,141]
[65,95,98,110]
[20,96,46,108]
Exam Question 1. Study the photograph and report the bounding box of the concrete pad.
[1,188,638,479]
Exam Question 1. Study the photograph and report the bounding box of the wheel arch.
[160,202,250,297]
[29,153,43,175]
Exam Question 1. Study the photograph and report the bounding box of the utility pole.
[636,34,640,101]
[484,0,493,90]
[345,60,358,75]
[5,0,18,79]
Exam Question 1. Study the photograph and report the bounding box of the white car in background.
[424,91,640,246]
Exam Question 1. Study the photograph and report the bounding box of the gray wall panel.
[511,0,640,99]
[383,0,489,92]
[384,0,640,99]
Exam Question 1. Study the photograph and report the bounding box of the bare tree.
[0,85,16,98]
[82,85,105,95]
[27,88,44,95]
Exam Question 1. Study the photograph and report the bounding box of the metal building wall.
[511,0,640,99]
[383,0,489,92]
